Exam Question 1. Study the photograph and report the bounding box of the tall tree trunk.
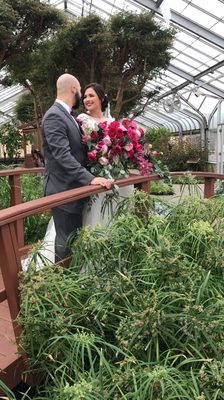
[114,83,124,119]
[33,96,41,151]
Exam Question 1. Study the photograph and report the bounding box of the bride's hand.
[90,177,112,189]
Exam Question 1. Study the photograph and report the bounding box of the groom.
[41,73,111,262]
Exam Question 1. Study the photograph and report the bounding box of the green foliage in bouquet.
[17,190,224,399]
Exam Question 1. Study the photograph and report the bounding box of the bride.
[27,83,133,268]
[78,82,118,228]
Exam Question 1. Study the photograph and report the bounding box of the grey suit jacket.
[41,102,94,213]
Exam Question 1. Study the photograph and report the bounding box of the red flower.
[109,121,120,129]
[114,144,122,155]
[82,117,165,180]
[108,128,116,139]
[87,152,97,162]
[91,130,98,140]
[134,143,143,152]
[116,128,124,139]
[126,149,134,158]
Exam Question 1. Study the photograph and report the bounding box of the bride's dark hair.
[82,83,109,112]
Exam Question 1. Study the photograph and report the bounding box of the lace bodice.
[77,113,114,130]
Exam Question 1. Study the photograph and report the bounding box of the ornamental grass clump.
[17,190,224,399]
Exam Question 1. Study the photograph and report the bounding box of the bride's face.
[83,87,101,113]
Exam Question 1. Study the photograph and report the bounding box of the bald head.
[56,73,81,107]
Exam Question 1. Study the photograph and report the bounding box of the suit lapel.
[54,102,82,138]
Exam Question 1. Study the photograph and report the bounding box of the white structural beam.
[152,61,224,101]
[145,108,183,134]
[134,0,224,49]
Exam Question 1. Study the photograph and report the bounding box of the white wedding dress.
[22,113,133,270]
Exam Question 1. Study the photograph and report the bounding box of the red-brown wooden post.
[134,180,150,193]
[9,174,24,248]
[0,222,36,388]
[0,224,22,337]
[204,177,215,198]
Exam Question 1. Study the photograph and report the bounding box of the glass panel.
[181,7,217,27]
[175,31,196,45]
[211,22,224,36]
[182,47,213,64]
[171,59,197,73]
[192,41,221,58]
[191,0,224,18]
[176,53,202,69]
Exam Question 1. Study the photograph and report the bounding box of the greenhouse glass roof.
[0,0,223,133]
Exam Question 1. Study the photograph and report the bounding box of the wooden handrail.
[0,167,45,177]
[0,174,154,225]
[0,170,224,227]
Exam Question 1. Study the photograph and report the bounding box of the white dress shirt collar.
[55,99,72,114]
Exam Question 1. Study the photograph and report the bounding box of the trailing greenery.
[16,189,224,399]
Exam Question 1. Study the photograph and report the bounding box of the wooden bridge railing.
[0,168,221,253]
[0,168,224,390]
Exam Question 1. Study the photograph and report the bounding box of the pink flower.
[125,142,133,151]
[103,135,111,145]
[127,130,139,141]
[98,121,107,130]
[82,135,89,143]
[99,157,109,165]
[152,150,158,157]
[121,119,137,130]
[101,144,108,155]
[117,122,127,132]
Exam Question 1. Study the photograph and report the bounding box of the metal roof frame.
[134,0,224,49]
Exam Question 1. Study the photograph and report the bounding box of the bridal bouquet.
[79,118,166,182]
